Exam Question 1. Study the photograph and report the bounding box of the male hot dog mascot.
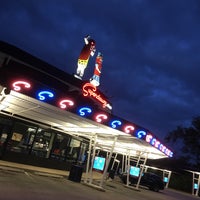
[90,52,103,87]
[75,35,96,79]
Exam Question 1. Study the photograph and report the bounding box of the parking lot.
[0,163,198,200]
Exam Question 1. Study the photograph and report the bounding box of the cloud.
[1,0,200,141]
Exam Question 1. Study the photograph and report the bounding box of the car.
[120,172,165,192]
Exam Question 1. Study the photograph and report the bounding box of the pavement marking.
[34,172,64,178]
[0,165,25,173]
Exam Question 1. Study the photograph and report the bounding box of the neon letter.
[111,120,122,128]
[146,134,153,143]
[124,125,135,134]
[136,130,147,139]
[12,81,31,91]
[95,114,108,123]
[59,99,74,109]
[79,107,92,116]
[38,91,54,101]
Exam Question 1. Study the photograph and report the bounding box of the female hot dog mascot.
[90,52,103,87]
[75,35,96,79]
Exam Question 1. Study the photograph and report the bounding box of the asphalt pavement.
[0,160,198,200]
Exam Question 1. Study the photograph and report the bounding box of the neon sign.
[82,83,108,108]
[59,99,74,109]
[135,131,173,157]
[111,120,122,128]
[95,114,108,123]
[12,81,31,91]
[38,91,54,101]
[79,107,92,116]
[124,125,135,134]
[136,130,147,139]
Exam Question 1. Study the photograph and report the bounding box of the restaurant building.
[0,40,173,188]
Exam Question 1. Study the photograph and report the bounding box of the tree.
[165,116,200,170]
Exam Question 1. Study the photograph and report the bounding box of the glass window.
[66,138,81,161]
[7,122,37,154]
[31,128,52,158]
[78,142,88,164]
[50,133,70,161]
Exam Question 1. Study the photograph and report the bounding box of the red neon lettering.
[82,83,108,108]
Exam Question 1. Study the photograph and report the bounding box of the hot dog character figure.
[75,35,96,79]
[90,52,103,87]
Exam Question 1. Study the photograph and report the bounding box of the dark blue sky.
[1,0,200,140]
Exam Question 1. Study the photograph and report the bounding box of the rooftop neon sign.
[82,83,109,108]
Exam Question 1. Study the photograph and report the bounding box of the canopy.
[0,86,169,159]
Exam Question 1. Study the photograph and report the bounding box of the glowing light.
[161,145,166,153]
[159,144,163,151]
[12,81,31,91]
[143,134,173,157]
[38,91,54,101]
[79,107,92,116]
[95,114,108,123]
[146,134,153,143]
[59,99,74,109]
[150,138,156,146]
[82,83,108,108]
[136,130,147,139]
[154,140,160,148]
[124,125,135,134]
[169,152,173,157]
[194,183,198,189]
[111,120,122,128]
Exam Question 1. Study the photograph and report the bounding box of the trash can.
[68,165,83,183]
[108,169,115,179]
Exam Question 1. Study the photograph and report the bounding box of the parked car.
[120,172,165,192]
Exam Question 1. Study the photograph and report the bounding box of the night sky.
[1,0,200,141]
